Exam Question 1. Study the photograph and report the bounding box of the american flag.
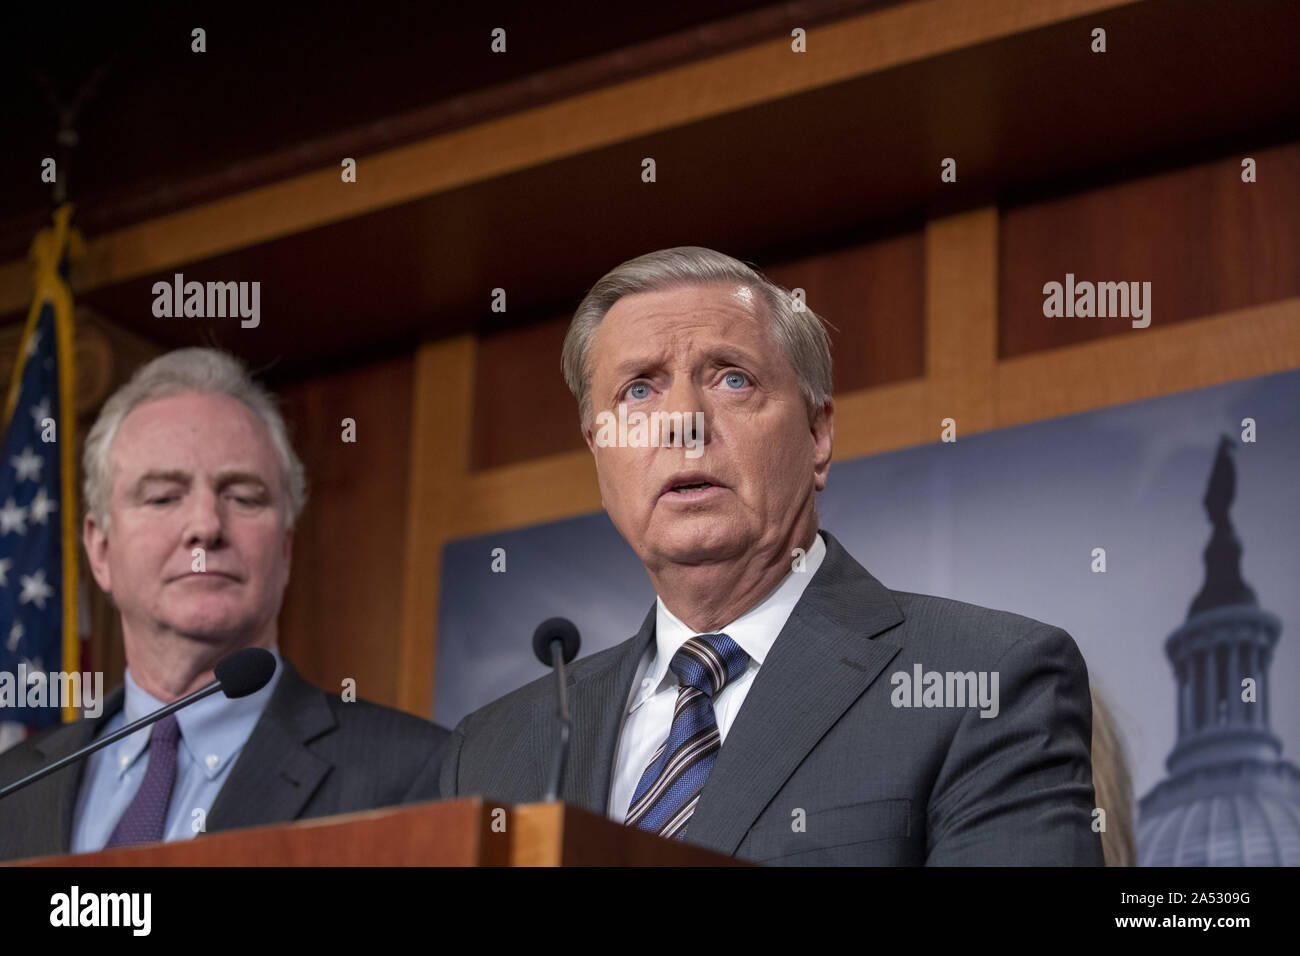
[0,206,79,747]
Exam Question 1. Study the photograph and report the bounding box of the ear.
[581,416,609,510]
[583,415,600,456]
[811,397,834,492]
[83,512,113,594]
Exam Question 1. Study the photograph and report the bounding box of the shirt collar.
[634,531,827,714]
[113,645,284,781]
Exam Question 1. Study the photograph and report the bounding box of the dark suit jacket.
[440,529,1105,865]
[0,658,448,862]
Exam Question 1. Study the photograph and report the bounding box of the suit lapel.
[30,684,124,853]
[682,530,905,856]
[548,605,656,815]
[206,660,334,831]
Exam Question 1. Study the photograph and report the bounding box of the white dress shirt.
[607,532,827,821]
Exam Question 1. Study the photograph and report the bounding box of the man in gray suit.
[0,348,446,862]
[440,246,1104,865]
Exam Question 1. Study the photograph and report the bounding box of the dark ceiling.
[0,0,897,258]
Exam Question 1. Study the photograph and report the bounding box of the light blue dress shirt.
[70,645,284,853]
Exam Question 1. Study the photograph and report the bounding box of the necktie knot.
[670,632,748,698]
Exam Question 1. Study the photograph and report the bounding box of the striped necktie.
[105,713,181,848]
[624,632,749,839]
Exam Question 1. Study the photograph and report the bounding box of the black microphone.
[533,618,580,802]
[0,647,276,801]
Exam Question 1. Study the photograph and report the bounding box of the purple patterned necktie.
[105,713,181,848]
[624,632,749,839]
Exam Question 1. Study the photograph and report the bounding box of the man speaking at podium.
[0,349,447,862]
[441,246,1105,865]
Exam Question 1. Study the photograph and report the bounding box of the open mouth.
[660,475,724,499]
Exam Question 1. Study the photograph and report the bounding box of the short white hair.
[83,347,308,530]
[561,246,833,425]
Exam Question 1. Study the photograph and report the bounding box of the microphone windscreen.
[214,647,277,698]
[532,617,581,667]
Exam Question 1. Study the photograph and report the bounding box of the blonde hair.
[1091,687,1137,866]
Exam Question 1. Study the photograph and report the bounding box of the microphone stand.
[542,640,572,802]
[0,680,225,800]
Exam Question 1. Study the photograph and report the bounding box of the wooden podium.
[12,798,746,866]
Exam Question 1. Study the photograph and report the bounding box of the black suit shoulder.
[255,661,451,812]
[887,588,1080,661]
[320,693,451,798]
[456,632,638,735]
[0,725,71,779]
[325,693,450,749]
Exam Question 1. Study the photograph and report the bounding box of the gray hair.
[561,246,833,425]
[83,347,308,530]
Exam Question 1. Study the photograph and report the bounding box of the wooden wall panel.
[0,0,1144,321]
[1000,140,1300,358]
[398,337,475,718]
[275,354,414,711]
[924,208,997,437]
[472,315,584,471]
[765,231,926,395]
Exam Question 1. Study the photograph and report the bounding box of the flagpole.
[52,211,79,724]
[7,206,81,722]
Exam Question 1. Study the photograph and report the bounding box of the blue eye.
[723,372,748,389]
[627,382,650,400]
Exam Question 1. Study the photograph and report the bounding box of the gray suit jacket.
[0,658,448,862]
[440,529,1104,865]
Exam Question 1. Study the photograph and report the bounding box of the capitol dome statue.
[1138,435,1300,865]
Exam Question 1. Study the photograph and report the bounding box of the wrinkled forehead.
[592,282,775,365]
[107,391,281,488]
